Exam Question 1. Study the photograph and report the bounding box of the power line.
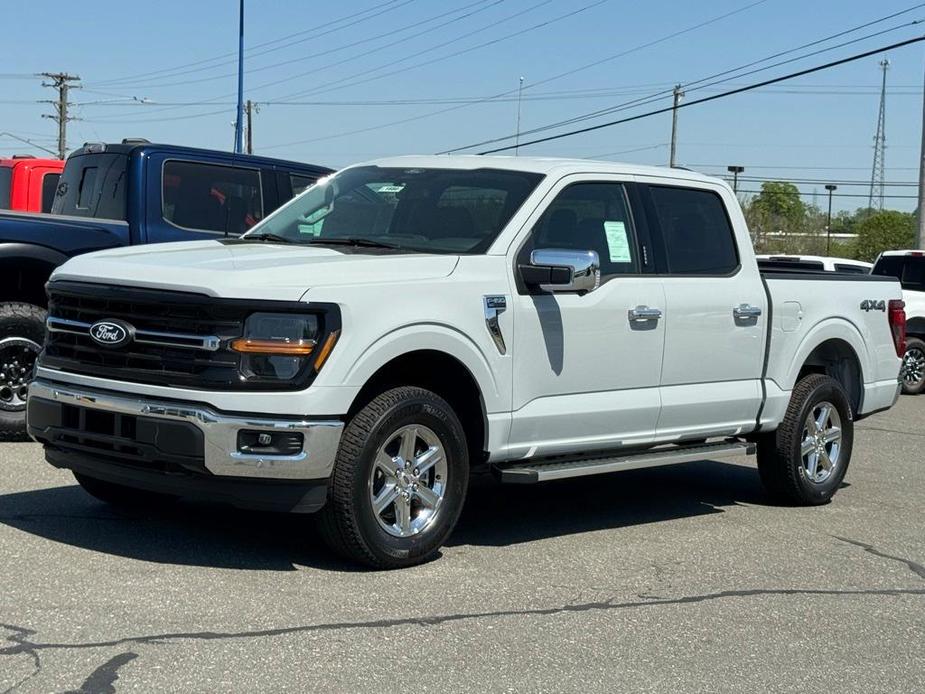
[88,0,412,86]
[259,0,771,150]
[113,0,499,91]
[474,34,925,155]
[444,15,925,154]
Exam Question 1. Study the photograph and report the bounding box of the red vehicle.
[0,156,65,213]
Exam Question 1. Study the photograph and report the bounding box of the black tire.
[74,472,176,508]
[901,337,925,395]
[318,386,469,569]
[757,374,853,505]
[0,302,47,441]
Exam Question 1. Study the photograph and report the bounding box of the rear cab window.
[647,185,739,275]
[873,255,925,291]
[51,153,128,220]
[162,160,263,235]
[0,166,11,209]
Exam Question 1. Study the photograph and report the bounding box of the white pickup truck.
[27,157,905,568]
[872,250,925,394]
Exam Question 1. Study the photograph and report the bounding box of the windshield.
[246,166,544,254]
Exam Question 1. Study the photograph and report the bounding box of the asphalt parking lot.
[1,398,923,693]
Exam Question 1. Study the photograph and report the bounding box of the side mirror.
[521,248,600,294]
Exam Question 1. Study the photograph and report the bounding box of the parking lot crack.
[833,536,925,580]
[1,587,923,660]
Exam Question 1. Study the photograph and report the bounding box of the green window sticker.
[603,220,632,263]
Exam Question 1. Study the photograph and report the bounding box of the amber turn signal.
[313,330,341,371]
[230,338,317,355]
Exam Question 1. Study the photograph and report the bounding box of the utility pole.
[234,0,245,154]
[669,84,684,167]
[514,76,525,156]
[245,100,254,154]
[825,184,837,255]
[917,57,925,248]
[39,72,80,159]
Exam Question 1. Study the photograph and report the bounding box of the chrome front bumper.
[28,379,343,480]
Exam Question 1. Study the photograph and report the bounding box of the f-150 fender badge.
[484,295,507,355]
[860,299,886,312]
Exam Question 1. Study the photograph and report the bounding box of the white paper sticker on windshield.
[377,184,405,193]
[603,221,631,263]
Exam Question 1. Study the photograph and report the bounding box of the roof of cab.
[67,141,333,174]
[350,154,730,187]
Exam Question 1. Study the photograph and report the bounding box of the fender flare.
[341,322,502,412]
[0,242,69,268]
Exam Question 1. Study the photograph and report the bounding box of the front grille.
[42,282,246,389]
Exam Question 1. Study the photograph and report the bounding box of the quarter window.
[163,161,263,234]
[525,182,638,278]
[41,172,60,213]
[649,186,738,275]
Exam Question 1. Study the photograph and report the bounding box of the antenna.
[868,58,889,212]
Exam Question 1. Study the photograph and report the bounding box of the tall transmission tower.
[868,59,889,212]
[39,72,81,159]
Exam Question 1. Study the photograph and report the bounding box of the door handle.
[733,304,763,319]
[628,305,662,322]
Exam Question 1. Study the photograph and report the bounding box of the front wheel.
[901,337,925,395]
[757,374,853,505]
[0,302,46,441]
[318,386,469,569]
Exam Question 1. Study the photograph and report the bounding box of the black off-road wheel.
[900,337,925,395]
[0,302,46,441]
[73,472,176,508]
[757,374,853,505]
[318,386,469,569]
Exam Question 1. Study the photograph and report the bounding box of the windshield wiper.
[243,232,297,244]
[306,237,403,250]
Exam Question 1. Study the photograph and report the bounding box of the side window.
[41,172,60,213]
[525,182,637,278]
[649,186,738,275]
[162,161,263,235]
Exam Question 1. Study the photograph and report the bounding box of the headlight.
[231,312,337,381]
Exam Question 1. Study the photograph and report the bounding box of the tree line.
[743,181,916,262]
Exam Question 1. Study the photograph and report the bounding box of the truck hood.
[51,240,460,300]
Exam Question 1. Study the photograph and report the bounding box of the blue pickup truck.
[0,139,331,437]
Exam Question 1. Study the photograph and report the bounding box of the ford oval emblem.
[89,320,133,348]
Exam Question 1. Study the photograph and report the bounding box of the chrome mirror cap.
[529,248,600,294]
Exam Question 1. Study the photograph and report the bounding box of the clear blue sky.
[3,0,924,212]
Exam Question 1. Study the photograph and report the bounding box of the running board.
[494,440,756,484]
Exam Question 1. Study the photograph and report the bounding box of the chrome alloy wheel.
[368,424,448,538]
[0,337,41,412]
[902,346,925,387]
[800,401,842,484]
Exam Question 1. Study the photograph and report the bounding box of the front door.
[506,178,665,459]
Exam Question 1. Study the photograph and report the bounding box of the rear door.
[640,181,767,440]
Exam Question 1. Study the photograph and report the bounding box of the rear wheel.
[757,374,853,505]
[318,386,469,569]
[0,302,46,441]
[901,337,925,395]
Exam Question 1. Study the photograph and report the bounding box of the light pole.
[727,165,745,193]
[825,184,838,255]
[234,0,245,154]
[514,76,525,156]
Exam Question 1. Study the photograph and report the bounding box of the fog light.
[237,430,304,455]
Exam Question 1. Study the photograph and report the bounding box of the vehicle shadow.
[0,460,768,571]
